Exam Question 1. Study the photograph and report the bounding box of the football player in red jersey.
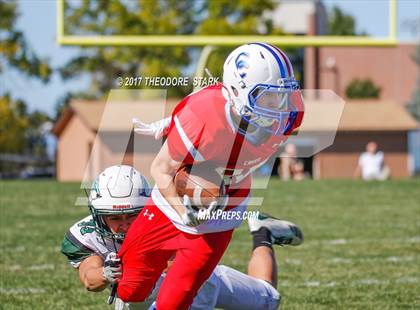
[117,43,304,309]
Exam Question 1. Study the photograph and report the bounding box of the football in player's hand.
[174,164,225,209]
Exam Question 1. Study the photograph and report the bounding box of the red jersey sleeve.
[167,106,206,165]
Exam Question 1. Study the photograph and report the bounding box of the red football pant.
[117,199,233,310]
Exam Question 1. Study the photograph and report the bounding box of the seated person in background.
[355,141,390,181]
[279,143,305,181]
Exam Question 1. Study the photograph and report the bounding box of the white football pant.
[115,265,280,310]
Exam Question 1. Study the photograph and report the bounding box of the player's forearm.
[81,266,108,292]
[151,161,185,216]
[151,142,185,216]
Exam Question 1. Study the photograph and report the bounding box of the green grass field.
[0,179,419,309]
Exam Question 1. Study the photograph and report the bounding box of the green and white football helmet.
[88,165,151,243]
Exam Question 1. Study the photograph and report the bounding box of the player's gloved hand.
[102,252,122,284]
[133,117,171,140]
[181,195,228,227]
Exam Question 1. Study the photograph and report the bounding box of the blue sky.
[1,0,419,117]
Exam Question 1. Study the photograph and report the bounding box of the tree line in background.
[0,1,52,171]
[57,0,289,104]
[56,1,369,115]
[1,0,419,173]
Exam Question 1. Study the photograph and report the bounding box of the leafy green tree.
[0,1,51,80]
[0,94,51,158]
[60,0,197,99]
[0,1,52,159]
[406,46,420,121]
[59,0,295,104]
[0,95,28,153]
[345,79,381,99]
[328,6,365,36]
[195,0,292,80]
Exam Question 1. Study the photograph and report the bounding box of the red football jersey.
[167,84,292,204]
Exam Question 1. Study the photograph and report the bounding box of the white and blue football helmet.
[222,43,303,136]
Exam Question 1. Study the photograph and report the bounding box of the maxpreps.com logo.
[235,52,250,79]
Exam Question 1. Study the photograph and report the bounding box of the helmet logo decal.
[235,52,250,79]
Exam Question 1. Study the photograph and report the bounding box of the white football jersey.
[61,215,121,268]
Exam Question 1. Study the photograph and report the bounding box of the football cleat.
[248,213,304,246]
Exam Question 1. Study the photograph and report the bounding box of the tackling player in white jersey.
[61,165,303,309]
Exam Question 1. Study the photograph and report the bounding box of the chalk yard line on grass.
[233,236,420,247]
[279,276,419,288]
[0,288,46,295]
[4,264,55,271]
